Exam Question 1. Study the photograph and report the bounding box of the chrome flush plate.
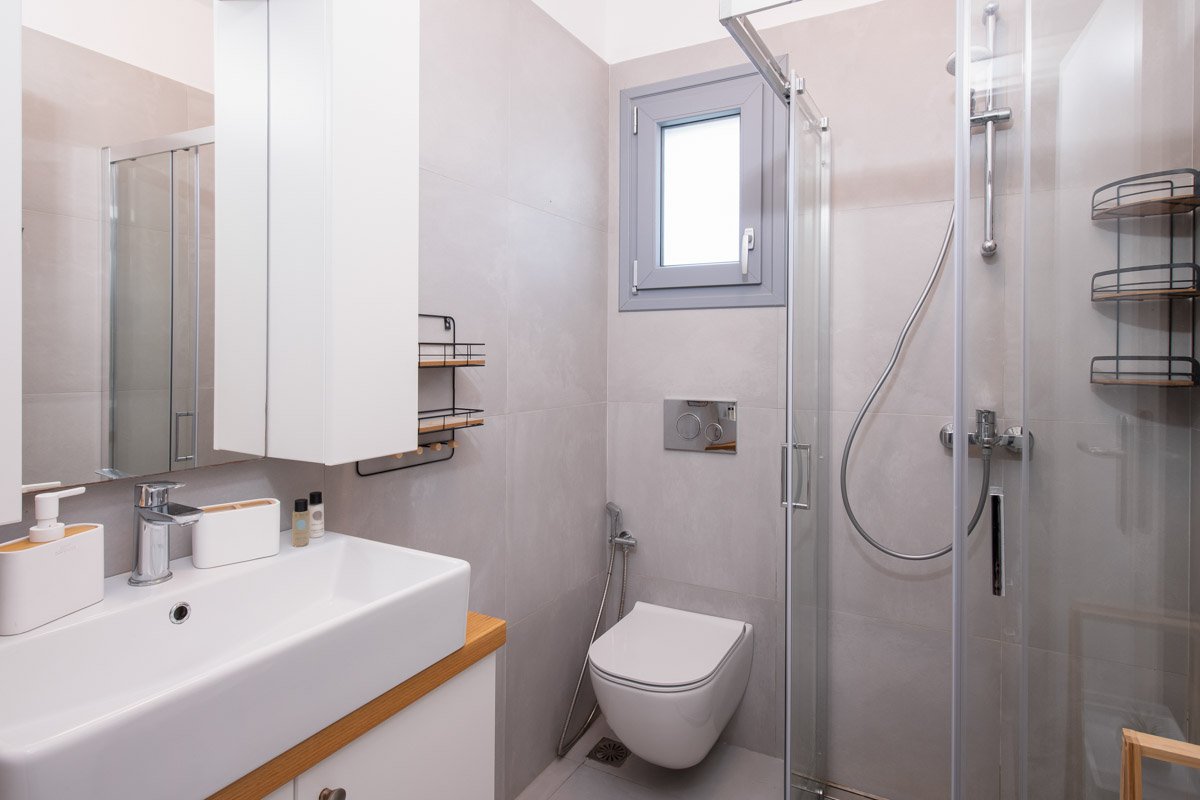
[663,399,737,454]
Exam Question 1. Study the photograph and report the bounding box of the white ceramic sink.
[0,532,470,800]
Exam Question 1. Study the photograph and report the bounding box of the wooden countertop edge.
[208,612,506,800]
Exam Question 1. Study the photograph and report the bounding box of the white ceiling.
[22,0,214,92]
[530,0,885,64]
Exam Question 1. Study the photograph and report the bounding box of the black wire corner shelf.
[1091,263,1200,302]
[1089,356,1199,388]
[356,314,486,477]
[1089,171,1199,389]
[1092,169,1200,220]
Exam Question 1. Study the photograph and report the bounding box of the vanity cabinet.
[1,0,421,520]
[292,654,496,800]
[212,613,504,800]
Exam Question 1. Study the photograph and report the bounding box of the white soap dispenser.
[28,486,86,543]
[0,486,105,636]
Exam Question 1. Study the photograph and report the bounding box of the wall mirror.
[20,0,268,489]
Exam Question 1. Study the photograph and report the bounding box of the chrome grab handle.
[174,410,196,463]
[779,442,812,510]
[779,444,787,506]
[740,227,755,276]
[319,789,347,800]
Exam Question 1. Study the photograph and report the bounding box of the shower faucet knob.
[939,411,1032,456]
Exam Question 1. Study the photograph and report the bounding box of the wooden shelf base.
[1093,193,1200,219]
[418,416,485,435]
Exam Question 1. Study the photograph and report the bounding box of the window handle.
[741,227,755,276]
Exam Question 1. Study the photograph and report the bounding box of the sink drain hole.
[169,602,191,624]
[587,737,631,767]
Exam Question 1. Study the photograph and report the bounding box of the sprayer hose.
[555,539,630,757]
[840,210,991,562]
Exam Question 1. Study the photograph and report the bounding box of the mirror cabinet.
[1,0,419,524]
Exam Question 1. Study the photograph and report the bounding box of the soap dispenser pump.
[0,486,105,635]
[28,486,86,543]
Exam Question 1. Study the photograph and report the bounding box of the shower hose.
[840,210,992,561]
[555,532,632,758]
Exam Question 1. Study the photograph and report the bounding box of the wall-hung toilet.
[587,602,753,769]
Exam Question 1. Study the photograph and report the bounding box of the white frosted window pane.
[661,114,741,266]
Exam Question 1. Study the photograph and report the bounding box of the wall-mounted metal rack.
[1089,170,1199,388]
[1091,263,1200,302]
[356,314,486,477]
[1092,169,1200,220]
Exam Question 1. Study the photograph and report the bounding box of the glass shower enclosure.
[102,129,215,478]
[727,0,1200,798]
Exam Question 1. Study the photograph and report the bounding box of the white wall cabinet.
[213,0,269,458]
[281,654,496,800]
[265,0,420,466]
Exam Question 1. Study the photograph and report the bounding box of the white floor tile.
[517,757,581,800]
[549,766,674,800]
[519,717,785,800]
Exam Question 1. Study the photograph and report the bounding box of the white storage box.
[0,524,104,636]
[192,498,281,568]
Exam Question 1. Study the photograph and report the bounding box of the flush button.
[663,399,737,454]
[676,413,701,440]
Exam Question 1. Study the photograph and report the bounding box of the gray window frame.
[619,62,788,311]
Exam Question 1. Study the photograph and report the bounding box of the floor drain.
[587,737,631,767]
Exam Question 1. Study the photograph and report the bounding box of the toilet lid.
[588,602,748,689]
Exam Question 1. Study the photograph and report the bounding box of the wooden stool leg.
[1120,729,1142,800]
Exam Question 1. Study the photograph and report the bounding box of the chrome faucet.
[130,481,204,586]
[939,409,1033,456]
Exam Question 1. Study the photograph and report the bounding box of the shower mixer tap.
[939,409,1032,455]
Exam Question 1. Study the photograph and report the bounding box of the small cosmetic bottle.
[291,498,310,547]
[308,491,325,538]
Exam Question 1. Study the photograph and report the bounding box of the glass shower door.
[785,75,831,799]
[1017,1,1200,798]
[107,137,208,477]
[109,152,174,476]
[170,146,201,471]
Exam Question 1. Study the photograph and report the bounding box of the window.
[619,63,787,311]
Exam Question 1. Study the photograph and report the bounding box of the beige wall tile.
[507,0,608,230]
[21,209,102,395]
[420,0,512,196]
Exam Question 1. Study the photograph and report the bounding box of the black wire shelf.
[1091,263,1200,302]
[356,314,485,477]
[1090,356,1199,388]
[419,341,486,368]
[1089,169,1198,389]
[417,407,485,435]
[1092,169,1200,220]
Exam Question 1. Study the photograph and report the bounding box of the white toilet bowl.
[587,602,753,769]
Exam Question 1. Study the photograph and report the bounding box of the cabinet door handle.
[319,789,347,800]
[174,410,196,463]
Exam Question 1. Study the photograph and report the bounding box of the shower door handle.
[780,442,811,510]
[174,411,196,463]
[741,228,755,276]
